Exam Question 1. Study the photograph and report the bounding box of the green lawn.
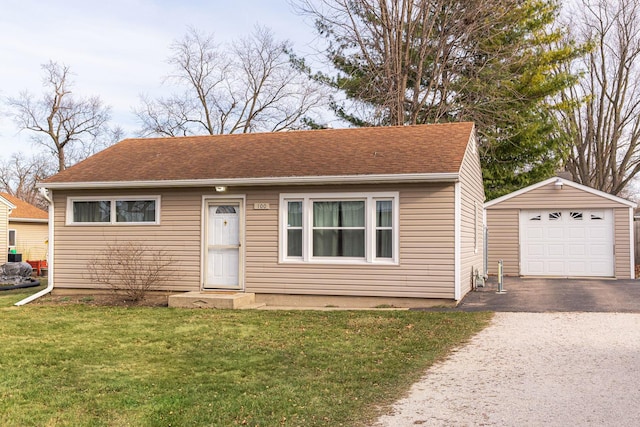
[0,287,491,426]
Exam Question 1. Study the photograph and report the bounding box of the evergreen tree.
[300,0,581,198]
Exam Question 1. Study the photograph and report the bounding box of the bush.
[87,241,174,302]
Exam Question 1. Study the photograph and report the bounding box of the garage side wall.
[614,208,633,279]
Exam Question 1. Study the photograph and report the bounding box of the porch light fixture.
[215,186,227,192]
[554,178,563,190]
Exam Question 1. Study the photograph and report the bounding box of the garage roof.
[485,177,637,209]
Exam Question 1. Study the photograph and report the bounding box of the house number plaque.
[253,203,270,210]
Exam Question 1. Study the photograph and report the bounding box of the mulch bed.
[33,293,169,307]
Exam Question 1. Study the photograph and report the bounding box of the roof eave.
[38,173,460,190]
[484,177,637,209]
[0,195,17,210]
[9,218,48,223]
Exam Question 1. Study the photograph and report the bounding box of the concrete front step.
[168,291,257,309]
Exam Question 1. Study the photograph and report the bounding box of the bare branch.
[559,0,640,195]
[135,26,331,136]
[6,61,114,171]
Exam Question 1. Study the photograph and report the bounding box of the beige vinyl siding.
[457,134,485,296]
[52,182,459,299]
[10,222,48,260]
[614,208,632,279]
[0,203,8,263]
[52,189,204,291]
[485,209,519,276]
[245,183,456,299]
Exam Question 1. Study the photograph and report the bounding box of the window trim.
[66,196,161,225]
[279,192,399,265]
[8,229,16,248]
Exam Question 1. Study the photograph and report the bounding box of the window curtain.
[313,201,364,257]
[376,200,393,258]
[116,201,156,222]
[287,201,303,257]
[74,201,110,222]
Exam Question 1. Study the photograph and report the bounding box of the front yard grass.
[0,289,491,426]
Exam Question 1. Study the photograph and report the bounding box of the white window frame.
[279,192,399,265]
[8,229,16,248]
[66,196,161,225]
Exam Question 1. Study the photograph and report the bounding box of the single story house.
[36,123,485,307]
[485,177,636,279]
[1,193,49,263]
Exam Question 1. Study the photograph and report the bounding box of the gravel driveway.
[374,312,640,426]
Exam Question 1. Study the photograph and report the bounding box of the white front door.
[205,203,241,289]
[520,209,614,277]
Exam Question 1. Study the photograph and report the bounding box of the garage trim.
[485,177,636,209]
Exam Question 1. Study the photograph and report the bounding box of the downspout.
[15,187,54,306]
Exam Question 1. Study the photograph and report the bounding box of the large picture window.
[280,192,398,264]
[67,196,160,225]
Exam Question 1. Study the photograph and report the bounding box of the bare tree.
[86,241,174,303]
[6,61,115,172]
[135,26,329,136]
[0,152,55,209]
[558,0,640,195]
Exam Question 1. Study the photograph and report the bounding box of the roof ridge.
[120,122,475,144]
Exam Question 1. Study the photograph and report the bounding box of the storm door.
[205,203,241,289]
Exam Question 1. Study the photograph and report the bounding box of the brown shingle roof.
[0,193,48,221]
[43,123,474,186]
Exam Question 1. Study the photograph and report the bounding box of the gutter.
[9,218,48,224]
[15,188,54,306]
[37,172,461,190]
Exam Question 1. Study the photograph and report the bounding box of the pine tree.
[300,0,581,198]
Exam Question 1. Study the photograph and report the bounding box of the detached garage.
[485,177,636,279]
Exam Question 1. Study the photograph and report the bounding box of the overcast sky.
[0,0,322,158]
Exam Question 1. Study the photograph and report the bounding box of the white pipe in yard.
[496,259,507,294]
[15,188,54,306]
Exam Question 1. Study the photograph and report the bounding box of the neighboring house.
[485,177,636,279]
[0,195,16,264]
[38,123,485,307]
[1,193,49,262]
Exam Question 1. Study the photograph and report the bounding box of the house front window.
[67,196,160,225]
[312,201,365,257]
[280,192,398,264]
[116,200,157,223]
[73,201,111,223]
[286,201,303,257]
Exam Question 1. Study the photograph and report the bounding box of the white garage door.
[520,209,614,277]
